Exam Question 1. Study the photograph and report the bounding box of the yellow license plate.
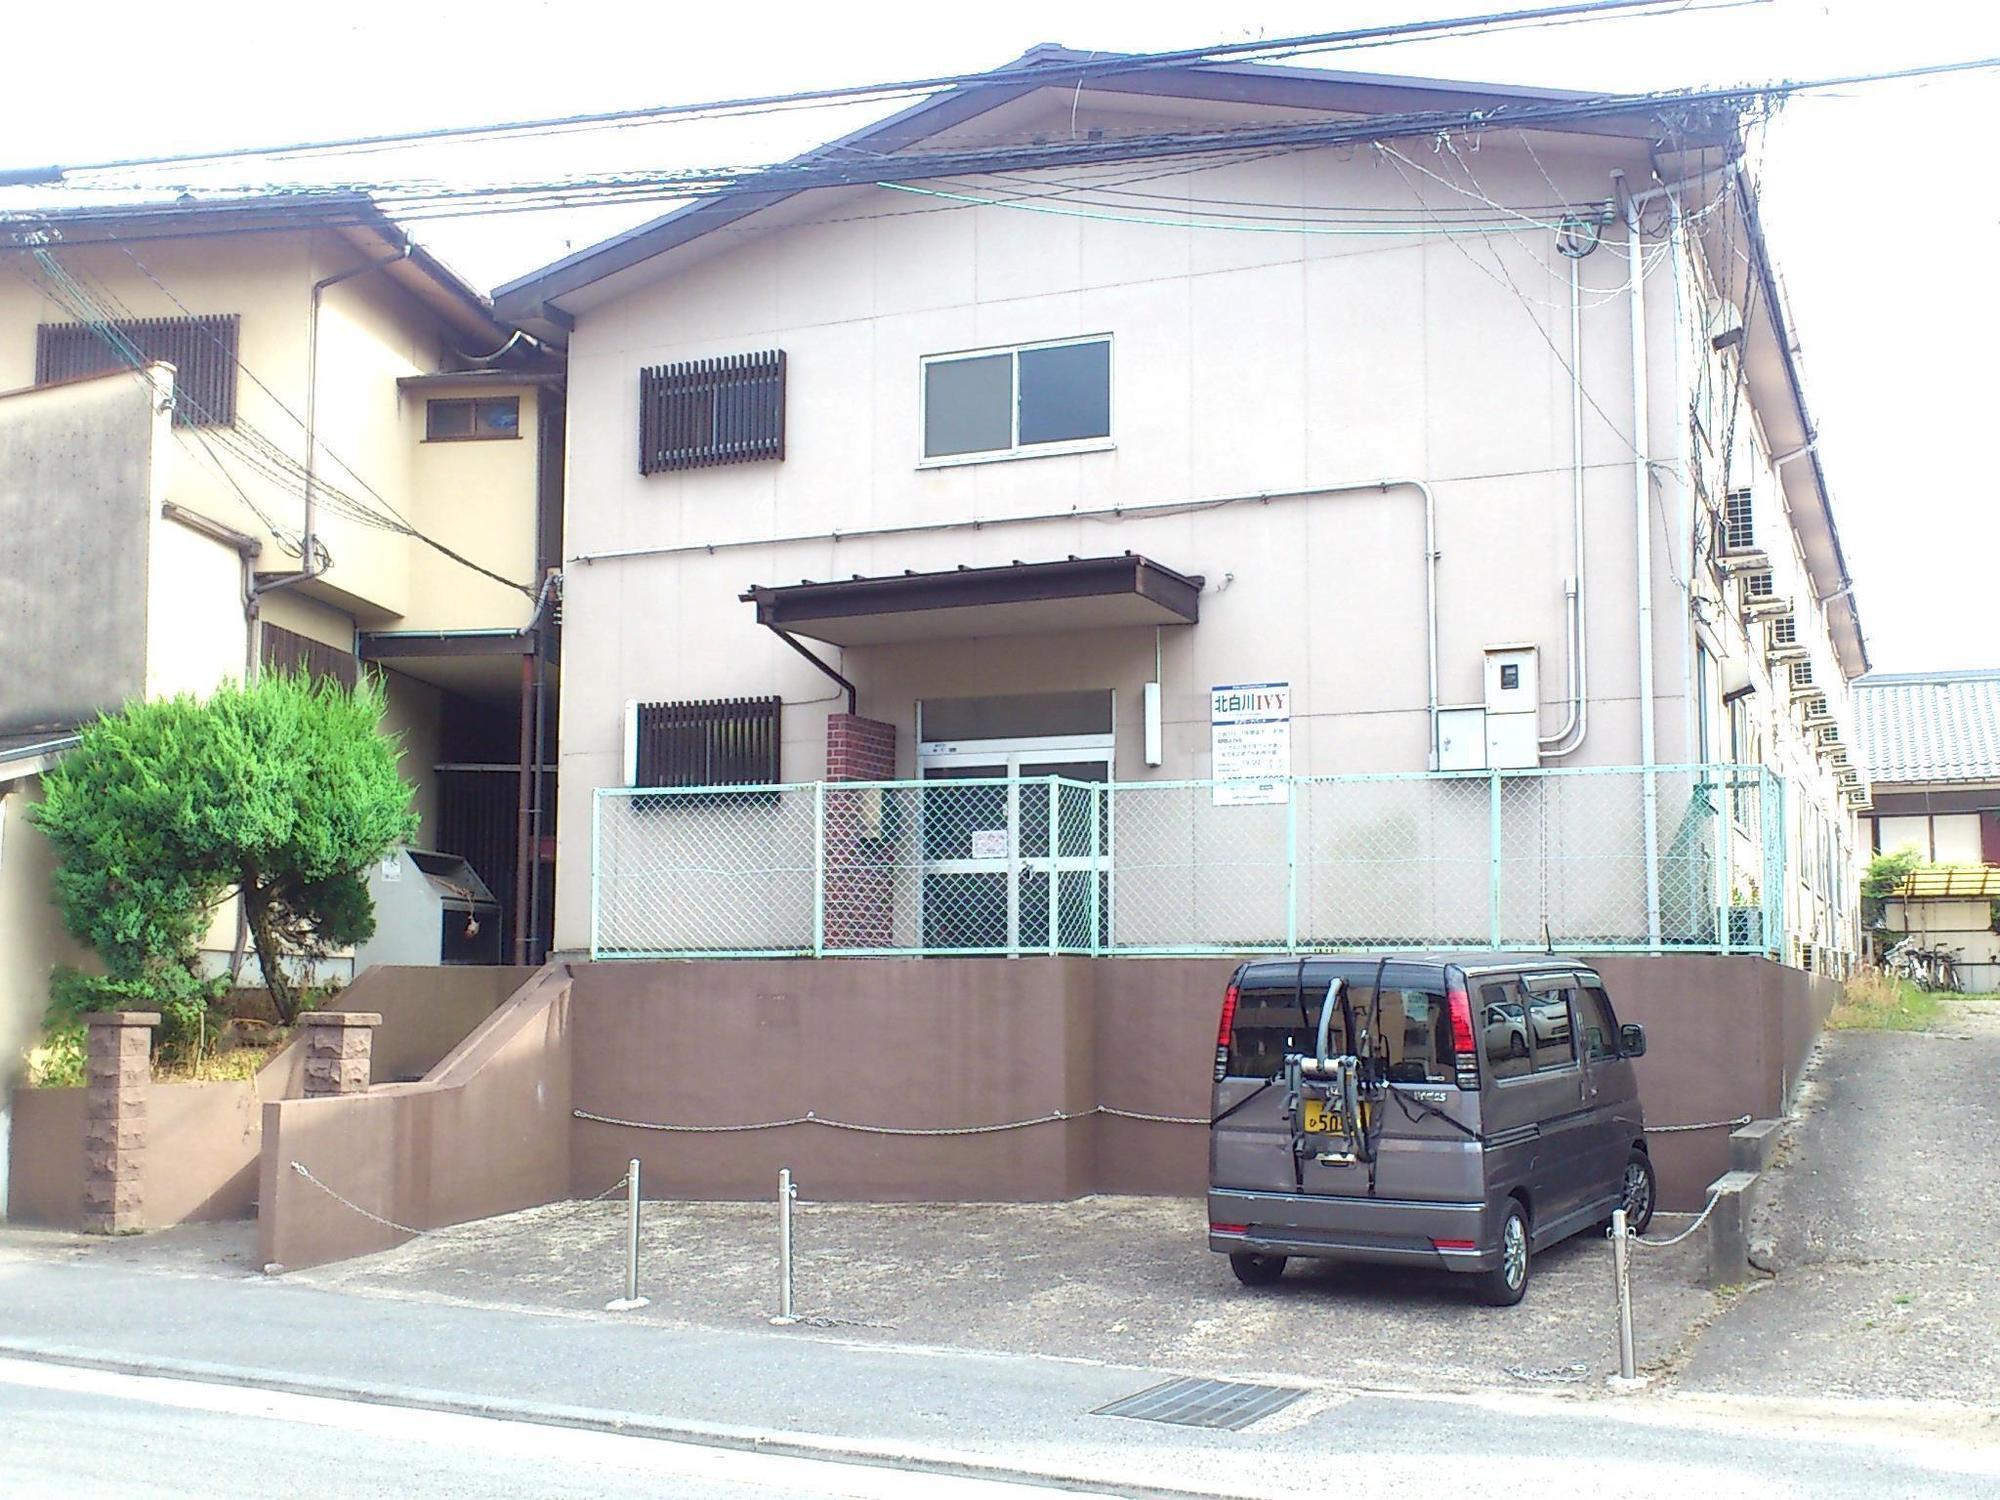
[1302,1098,1341,1135]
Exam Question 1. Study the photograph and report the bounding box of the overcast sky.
[4,0,1994,674]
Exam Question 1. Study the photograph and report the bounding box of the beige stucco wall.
[378,665,445,845]
[404,380,545,629]
[0,371,164,729]
[0,231,543,638]
[145,509,249,701]
[0,777,94,1070]
[548,117,1859,954]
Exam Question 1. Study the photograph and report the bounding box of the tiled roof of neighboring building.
[1853,669,2000,785]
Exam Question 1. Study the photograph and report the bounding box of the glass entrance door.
[917,746,1111,953]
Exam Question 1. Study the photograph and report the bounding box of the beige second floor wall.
[547,122,1865,936]
[0,228,544,640]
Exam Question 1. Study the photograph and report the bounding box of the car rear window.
[1225,984,1458,1084]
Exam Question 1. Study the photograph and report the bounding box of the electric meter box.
[1482,645,1541,770]
[1436,707,1488,772]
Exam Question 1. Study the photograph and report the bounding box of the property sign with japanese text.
[1211,682,1291,805]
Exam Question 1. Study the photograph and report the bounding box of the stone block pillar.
[823,715,898,950]
[82,1011,157,1235]
[301,1012,383,1098]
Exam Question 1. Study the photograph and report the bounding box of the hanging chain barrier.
[1644,1114,1752,1135]
[572,1103,1206,1135]
[1628,1188,1728,1249]
[287,1160,632,1240]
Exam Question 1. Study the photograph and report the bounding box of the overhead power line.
[21,51,1977,239]
[0,0,1750,183]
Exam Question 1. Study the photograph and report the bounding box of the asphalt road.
[0,1249,1996,1500]
[0,1357,1095,1499]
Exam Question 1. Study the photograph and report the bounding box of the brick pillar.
[824,715,898,950]
[82,1011,157,1235]
[301,1012,383,1098]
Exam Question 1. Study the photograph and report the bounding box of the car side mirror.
[1619,1022,1647,1059]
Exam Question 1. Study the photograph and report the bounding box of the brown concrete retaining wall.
[333,965,536,1084]
[5,1086,85,1225]
[566,954,1839,1213]
[568,959,1100,1204]
[250,951,1842,1269]
[3,966,522,1230]
[257,966,572,1270]
[1596,954,1839,1207]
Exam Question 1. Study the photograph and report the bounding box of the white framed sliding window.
[919,334,1113,467]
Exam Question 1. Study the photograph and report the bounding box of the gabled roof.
[0,192,526,352]
[493,43,1736,328]
[1853,669,2000,785]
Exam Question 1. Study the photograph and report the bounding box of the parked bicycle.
[1885,936,1961,993]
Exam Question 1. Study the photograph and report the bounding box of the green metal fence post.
[1285,786,1299,951]
[1489,770,1503,948]
[1048,777,1059,957]
[811,781,826,958]
[1764,768,1786,957]
[1718,765,1733,956]
[589,789,604,961]
[1089,781,1103,957]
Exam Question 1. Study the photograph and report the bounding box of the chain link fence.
[592,763,1785,959]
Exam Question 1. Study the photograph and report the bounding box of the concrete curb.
[0,1337,1252,1500]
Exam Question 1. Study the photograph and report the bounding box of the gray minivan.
[1208,953,1652,1305]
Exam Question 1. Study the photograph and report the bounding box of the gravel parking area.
[294,1193,1718,1394]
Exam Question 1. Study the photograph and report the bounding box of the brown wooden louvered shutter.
[36,314,240,426]
[639,350,786,474]
[634,696,781,787]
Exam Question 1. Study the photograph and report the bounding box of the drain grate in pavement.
[1093,1376,1304,1431]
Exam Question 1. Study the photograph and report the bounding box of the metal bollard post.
[1610,1207,1636,1381]
[605,1158,649,1310]
[625,1158,642,1304]
[776,1167,797,1323]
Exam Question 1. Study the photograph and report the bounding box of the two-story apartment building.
[0,194,564,1020]
[496,49,1867,969]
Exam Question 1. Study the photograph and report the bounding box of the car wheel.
[1229,1252,1287,1287]
[1477,1201,1531,1306]
[1508,1033,1529,1059]
[1620,1149,1657,1235]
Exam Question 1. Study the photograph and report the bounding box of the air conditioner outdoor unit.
[1765,645,1810,666]
[1740,596,1791,621]
[1716,551,1772,577]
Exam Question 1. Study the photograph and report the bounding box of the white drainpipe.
[1617,170,1662,946]
[1542,241,1589,755]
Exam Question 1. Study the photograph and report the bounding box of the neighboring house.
[1854,669,2000,988]
[0,194,563,1061]
[494,47,1866,970]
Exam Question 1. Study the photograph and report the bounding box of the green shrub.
[30,671,416,1027]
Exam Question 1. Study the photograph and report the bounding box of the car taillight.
[1431,1238,1478,1252]
[1214,982,1240,1081]
[1448,987,1480,1090]
[1210,1222,1249,1235]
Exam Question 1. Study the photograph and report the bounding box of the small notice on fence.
[1211,682,1291,806]
[970,828,1009,859]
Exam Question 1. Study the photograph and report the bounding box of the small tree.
[33,671,418,1026]
[1860,847,1921,932]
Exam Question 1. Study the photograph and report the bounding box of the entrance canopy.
[741,553,1202,647]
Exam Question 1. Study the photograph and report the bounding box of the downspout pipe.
[1542,242,1589,755]
[305,244,410,576]
[1617,169,1662,946]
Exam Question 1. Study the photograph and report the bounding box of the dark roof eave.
[493,50,1729,320]
[739,553,1204,629]
[1728,164,1870,677]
